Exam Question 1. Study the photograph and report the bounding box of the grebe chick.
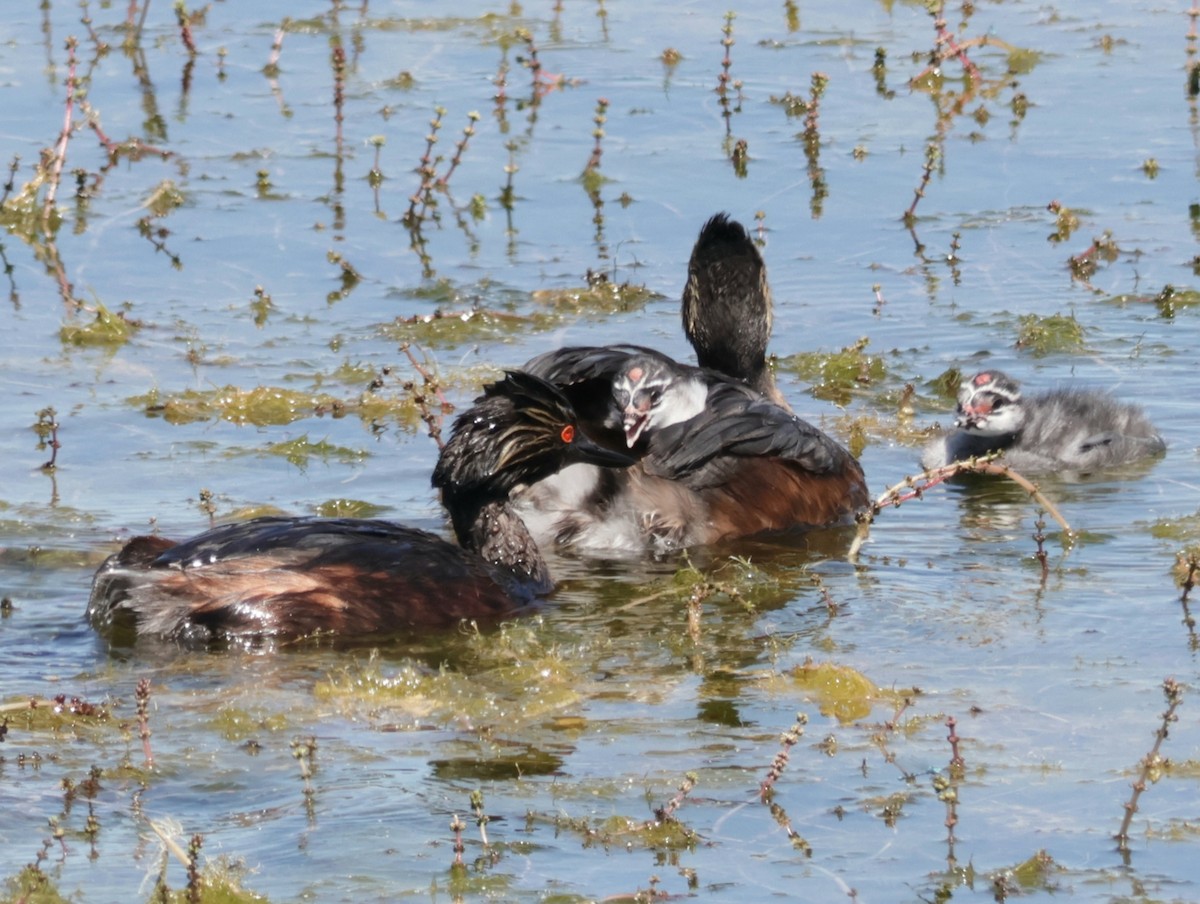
[524,212,785,442]
[919,369,1166,474]
[87,372,633,641]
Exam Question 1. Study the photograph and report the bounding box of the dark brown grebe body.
[87,372,632,641]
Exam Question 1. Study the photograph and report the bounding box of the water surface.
[2,1,1199,902]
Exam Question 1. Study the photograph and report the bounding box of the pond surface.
[2,1,1200,901]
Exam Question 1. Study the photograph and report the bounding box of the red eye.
[560,425,575,444]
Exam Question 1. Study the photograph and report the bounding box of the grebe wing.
[644,382,854,481]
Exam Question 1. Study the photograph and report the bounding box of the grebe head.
[612,355,708,448]
[955,370,1026,437]
[433,371,634,501]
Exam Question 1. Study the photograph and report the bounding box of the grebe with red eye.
[919,369,1166,474]
[515,213,868,553]
[86,372,634,642]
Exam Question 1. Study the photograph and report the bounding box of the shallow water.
[2,1,1200,902]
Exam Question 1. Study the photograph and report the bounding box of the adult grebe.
[87,372,633,640]
[516,213,868,553]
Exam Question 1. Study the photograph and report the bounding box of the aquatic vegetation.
[129,384,422,430]
[1104,283,1200,318]
[58,303,139,347]
[1014,312,1086,355]
[313,630,590,727]
[530,273,656,314]
[131,385,339,426]
[311,498,389,518]
[2,865,74,904]
[379,305,560,348]
[778,336,888,405]
[902,1,1038,223]
[787,659,900,724]
[1150,284,1200,318]
[0,694,110,735]
[207,704,291,742]
[1149,512,1200,544]
[256,435,368,469]
[1067,231,1121,288]
[1045,200,1083,243]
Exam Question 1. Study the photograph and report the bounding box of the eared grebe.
[87,372,633,641]
[515,213,868,553]
[919,369,1166,474]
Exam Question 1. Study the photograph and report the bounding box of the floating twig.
[849,456,1073,561]
[147,819,192,872]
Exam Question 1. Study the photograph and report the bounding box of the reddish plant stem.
[332,42,346,155]
[1116,677,1184,853]
[43,36,79,222]
[135,678,154,768]
[436,111,480,188]
[175,4,198,55]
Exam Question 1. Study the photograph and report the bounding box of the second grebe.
[515,213,867,553]
[86,372,633,640]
